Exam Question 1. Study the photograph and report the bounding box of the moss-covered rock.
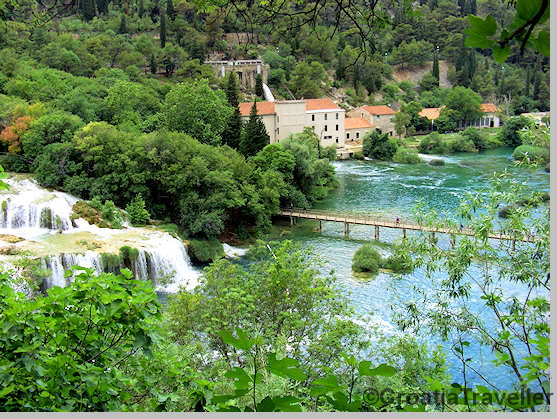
[428,159,445,166]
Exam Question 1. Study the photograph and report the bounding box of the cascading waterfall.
[1,178,77,236]
[1,177,200,292]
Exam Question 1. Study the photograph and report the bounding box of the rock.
[0,234,25,243]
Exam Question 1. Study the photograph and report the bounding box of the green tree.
[138,0,145,17]
[81,0,96,21]
[432,49,440,84]
[164,80,233,145]
[497,115,533,147]
[118,14,127,34]
[240,101,269,156]
[166,0,176,21]
[362,130,398,160]
[444,86,482,123]
[150,53,157,74]
[125,193,150,226]
[254,73,264,98]
[160,12,167,49]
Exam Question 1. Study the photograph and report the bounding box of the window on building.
[356,132,359,139]
[324,114,328,120]
[336,113,339,120]
[377,115,380,119]
[277,116,279,123]
[336,124,338,131]
[312,125,315,130]
[336,138,339,143]
[277,128,279,135]
[346,133,350,139]
[312,114,315,121]
[325,125,327,131]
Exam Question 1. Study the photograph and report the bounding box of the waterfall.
[1,178,77,238]
[1,176,200,293]
[262,83,275,102]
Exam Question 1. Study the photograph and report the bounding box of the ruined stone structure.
[205,59,269,90]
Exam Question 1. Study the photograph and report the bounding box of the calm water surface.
[269,148,549,389]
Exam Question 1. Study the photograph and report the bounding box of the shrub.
[101,200,123,228]
[125,193,150,226]
[448,135,477,153]
[384,247,414,273]
[498,205,516,219]
[353,152,365,160]
[393,148,422,164]
[363,130,398,160]
[512,145,549,164]
[352,244,382,273]
[189,238,224,263]
[418,132,449,155]
[460,127,487,151]
[429,159,445,166]
[498,116,532,147]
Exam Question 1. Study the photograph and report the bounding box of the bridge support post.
[430,232,435,243]
[344,222,349,237]
[402,228,406,239]
[319,220,322,232]
[512,240,516,251]
[450,234,455,248]
[374,225,379,241]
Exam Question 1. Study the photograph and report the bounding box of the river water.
[269,148,549,390]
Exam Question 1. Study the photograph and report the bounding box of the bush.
[393,148,422,164]
[101,200,123,228]
[363,130,398,160]
[512,145,549,164]
[418,132,449,155]
[384,247,414,273]
[498,116,532,147]
[189,238,224,263]
[429,159,445,166]
[125,193,150,226]
[460,127,487,151]
[353,152,365,160]
[498,205,516,219]
[352,244,382,273]
[448,135,477,153]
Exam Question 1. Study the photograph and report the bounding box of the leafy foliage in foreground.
[0,268,160,411]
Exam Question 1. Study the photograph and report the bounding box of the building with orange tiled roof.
[347,104,397,136]
[417,103,500,129]
[344,117,374,142]
[238,98,346,148]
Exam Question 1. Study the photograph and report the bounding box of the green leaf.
[516,0,543,21]
[211,389,250,404]
[267,353,307,381]
[224,367,251,390]
[534,31,550,57]
[359,362,397,377]
[492,44,511,63]
[120,268,133,279]
[218,329,253,351]
[256,396,275,412]
[310,375,343,397]
[270,396,303,412]
[465,34,494,49]
[467,15,497,37]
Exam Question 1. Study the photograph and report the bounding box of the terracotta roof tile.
[418,107,442,120]
[363,105,396,115]
[344,117,374,130]
[239,101,276,117]
[481,103,499,113]
[305,98,342,111]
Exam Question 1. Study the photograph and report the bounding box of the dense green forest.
[0,0,551,412]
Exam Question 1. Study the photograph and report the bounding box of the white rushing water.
[1,176,200,292]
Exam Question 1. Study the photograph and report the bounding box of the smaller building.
[344,117,375,141]
[418,103,500,129]
[347,105,396,136]
[520,112,549,126]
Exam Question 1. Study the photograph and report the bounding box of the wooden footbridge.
[279,208,536,245]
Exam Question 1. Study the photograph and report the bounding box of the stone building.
[344,117,375,142]
[347,105,396,136]
[418,103,501,129]
[238,98,346,149]
[205,59,269,90]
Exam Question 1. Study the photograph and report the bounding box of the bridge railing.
[280,208,415,226]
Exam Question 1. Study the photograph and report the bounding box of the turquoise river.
[268,147,549,390]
